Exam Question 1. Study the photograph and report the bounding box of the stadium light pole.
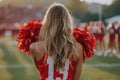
[80,0,113,20]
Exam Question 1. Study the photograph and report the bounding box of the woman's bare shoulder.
[76,42,83,51]
[30,41,44,50]
[30,41,44,60]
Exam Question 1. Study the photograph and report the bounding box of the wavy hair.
[40,3,77,69]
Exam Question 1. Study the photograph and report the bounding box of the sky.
[80,0,113,5]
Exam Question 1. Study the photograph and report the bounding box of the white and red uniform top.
[34,53,76,80]
[89,27,95,35]
[97,26,105,41]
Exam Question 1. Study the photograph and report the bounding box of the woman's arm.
[30,42,38,58]
[73,43,83,80]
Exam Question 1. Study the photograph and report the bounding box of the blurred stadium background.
[0,0,120,80]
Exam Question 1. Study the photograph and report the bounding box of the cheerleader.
[30,3,83,80]
[116,21,120,58]
[97,21,106,55]
[105,22,117,56]
[89,21,95,35]
[17,3,95,80]
[93,21,100,55]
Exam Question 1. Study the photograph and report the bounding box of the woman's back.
[30,41,83,80]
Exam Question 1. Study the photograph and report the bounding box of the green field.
[0,36,120,80]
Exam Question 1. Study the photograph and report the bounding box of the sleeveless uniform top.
[98,26,105,41]
[34,53,76,80]
[109,27,116,35]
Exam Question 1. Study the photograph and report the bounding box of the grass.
[81,55,120,80]
[0,36,120,80]
[0,36,39,80]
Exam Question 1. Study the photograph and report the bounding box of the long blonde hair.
[40,3,77,68]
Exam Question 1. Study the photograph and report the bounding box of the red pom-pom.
[73,28,96,60]
[17,20,42,55]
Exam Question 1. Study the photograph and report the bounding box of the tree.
[103,0,120,18]
[68,0,88,19]
[81,12,98,22]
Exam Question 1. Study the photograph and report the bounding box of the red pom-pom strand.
[17,20,42,55]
